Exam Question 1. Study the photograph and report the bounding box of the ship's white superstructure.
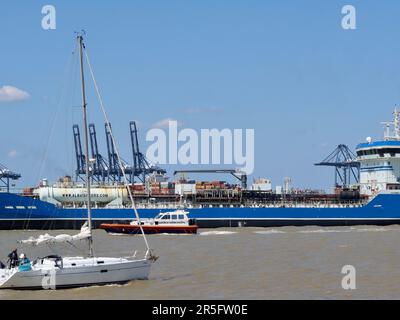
[356,109,400,195]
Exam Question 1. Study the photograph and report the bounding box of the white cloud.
[7,150,17,158]
[152,118,182,128]
[0,85,30,102]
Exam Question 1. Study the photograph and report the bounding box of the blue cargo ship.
[1,110,400,229]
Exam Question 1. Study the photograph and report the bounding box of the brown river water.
[1,225,400,299]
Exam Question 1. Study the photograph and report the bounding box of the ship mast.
[381,107,400,141]
[77,33,94,257]
[394,107,400,140]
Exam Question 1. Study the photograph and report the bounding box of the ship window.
[171,215,177,220]
[178,215,184,219]
[357,148,400,156]
[162,215,170,220]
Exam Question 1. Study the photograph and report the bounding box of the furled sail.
[19,223,91,246]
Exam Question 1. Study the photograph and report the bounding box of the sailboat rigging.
[0,33,156,289]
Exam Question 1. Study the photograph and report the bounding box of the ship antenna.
[381,119,392,140]
[77,33,94,257]
[394,106,400,140]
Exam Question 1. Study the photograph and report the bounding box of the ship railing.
[0,188,32,196]
[243,200,367,208]
[59,198,368,210]
[132,200,368,209]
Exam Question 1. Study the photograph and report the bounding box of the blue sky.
[1,0,400,190]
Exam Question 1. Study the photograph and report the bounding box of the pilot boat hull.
[100,223,198,235]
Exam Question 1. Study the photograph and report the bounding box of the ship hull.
[1,218,399,230]
[1,192,400,230]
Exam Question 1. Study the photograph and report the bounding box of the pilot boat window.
[178,215,184,219]
[162,215,170,219]
[171,215,177,219]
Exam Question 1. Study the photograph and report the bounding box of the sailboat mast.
[78,34,94,256]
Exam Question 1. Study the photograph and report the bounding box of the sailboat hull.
[0,257,151,290]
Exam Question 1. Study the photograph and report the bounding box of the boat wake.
[157,233,194,236]
[351,227,393,232]
[254,229,286,235]
[297,229,353,234]
[70,282,131,291]
[199,231,237,236]
[297,227,396,234]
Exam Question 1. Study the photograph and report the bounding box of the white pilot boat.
[100,209,198,235]
[0,34,156,290]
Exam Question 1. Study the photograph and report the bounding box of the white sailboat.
[0,34,157,290]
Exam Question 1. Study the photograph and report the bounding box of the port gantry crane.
[0,163,21,192]
[73,121,166,184]
[129,121,166,183]
[73,124,86,181]
[314,144,360,188]
[89,123,109,182]
[104,122,133,182]
[74,123,112,183]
